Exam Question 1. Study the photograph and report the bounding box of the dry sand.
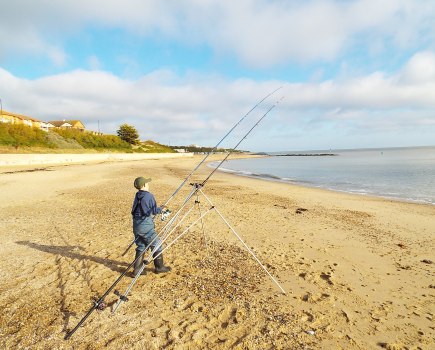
[0,155,433,349]
[0,152,193,166]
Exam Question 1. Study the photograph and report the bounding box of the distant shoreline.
[274,153,337,156]
[253,152,337,156]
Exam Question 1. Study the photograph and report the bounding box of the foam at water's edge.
[208,162,435,205]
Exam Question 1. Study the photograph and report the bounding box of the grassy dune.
[0,124,175,153]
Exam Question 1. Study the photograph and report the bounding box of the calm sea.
[211,146,435,205]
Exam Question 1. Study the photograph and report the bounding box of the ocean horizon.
[210,145,435,205]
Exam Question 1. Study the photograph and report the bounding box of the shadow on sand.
[16,240,135,333]
[15,240,130,273]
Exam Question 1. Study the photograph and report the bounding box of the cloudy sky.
[1,0,434,151]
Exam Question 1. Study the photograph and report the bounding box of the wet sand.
[0,155,433,349]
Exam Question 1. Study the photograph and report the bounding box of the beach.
[0,154,433,349]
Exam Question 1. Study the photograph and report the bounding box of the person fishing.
[64,88,283,340]
[131,176,171,275]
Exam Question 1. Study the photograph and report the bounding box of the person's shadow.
[16,240,131,273]
[16,240,136,334]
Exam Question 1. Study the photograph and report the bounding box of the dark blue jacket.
[131,190,162,217]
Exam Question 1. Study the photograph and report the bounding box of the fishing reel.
[93,299,107,311]
[161,208,171,221]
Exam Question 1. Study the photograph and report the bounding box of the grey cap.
[134,176,152,189]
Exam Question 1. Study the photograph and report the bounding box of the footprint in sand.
[177,297,198,311]
[300,311,314,322]
[319,272,334,285]
[218,305,239,328]
[301,292,331,303]
[370,302,392,321]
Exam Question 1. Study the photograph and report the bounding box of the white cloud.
[0,67,273,145]
[1,0,434,67]
[398,51,435,84]
[1,51,434,150]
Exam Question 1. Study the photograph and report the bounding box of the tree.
[117,123,139,144]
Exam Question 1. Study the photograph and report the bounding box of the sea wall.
[0,152,193,166]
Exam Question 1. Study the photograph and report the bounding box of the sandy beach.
[0,154,433,349]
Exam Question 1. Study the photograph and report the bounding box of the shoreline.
[209,157,435,207]
[0,155,434,349]
[217,166,435,207]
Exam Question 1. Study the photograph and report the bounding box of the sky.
[0,0,435,152]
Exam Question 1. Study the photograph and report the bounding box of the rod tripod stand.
[112,183,286,313]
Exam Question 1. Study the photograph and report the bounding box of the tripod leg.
[199,189,286,294]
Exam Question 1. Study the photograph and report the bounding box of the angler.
[64,87,282,340]
[131,176,171,275]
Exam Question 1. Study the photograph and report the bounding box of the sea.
[210,146,435,205]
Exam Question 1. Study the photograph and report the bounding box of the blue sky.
[1,0,435,151]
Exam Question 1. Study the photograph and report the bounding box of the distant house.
[1,110,34,125]
[39,121,55,132]
[1,110,98,134]
[49,120,85,131]
[49,120,73,128]
[0,110,54,132]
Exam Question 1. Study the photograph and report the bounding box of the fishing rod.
[111,96,285,313]
[201,96,284,187]
[64,250,147,340]
[122,94,284,276]
[121,86,282,257]
[64,91,284,340]
[163,86,282,205]
[125,94,285,275]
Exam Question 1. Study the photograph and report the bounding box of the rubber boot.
[153,253,171,274]
[133,250,146,276]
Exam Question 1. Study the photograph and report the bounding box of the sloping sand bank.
[0,155,433,349]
